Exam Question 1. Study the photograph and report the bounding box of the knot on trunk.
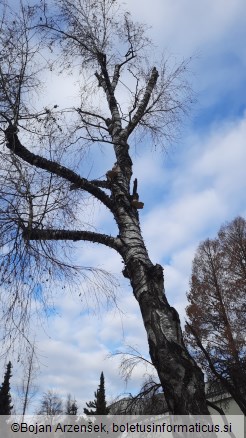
[147,264,163,279]
[122,258,145,279]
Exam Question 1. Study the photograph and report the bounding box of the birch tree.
[17,342,39,418]
[0,0,210,414]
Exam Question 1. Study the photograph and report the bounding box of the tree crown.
[84,372,110,415]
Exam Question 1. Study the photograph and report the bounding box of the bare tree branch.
[23,228,121,252]
[124,67,159,137]
[5,124,114,211]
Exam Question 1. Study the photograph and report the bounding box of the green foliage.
[0,361,13,415]
[84,372,110,415]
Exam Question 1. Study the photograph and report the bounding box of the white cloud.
[142,113,246,260]
[126,0,246,56]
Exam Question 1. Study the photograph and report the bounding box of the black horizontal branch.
[5,124,113,211]
[23,228,121,252]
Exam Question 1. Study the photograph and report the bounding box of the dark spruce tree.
[0,362,13,415]
[84,372,110,415]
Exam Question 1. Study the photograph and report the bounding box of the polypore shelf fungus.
[106,163,121,179]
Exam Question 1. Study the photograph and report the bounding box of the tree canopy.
[0,361,13,415]
[1,0,186,348]
[84,372,110,415]
[185,216,246,415]
[37,390,63,416]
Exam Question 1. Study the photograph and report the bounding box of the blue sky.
[1,0,246,415]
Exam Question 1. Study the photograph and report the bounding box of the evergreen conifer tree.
[0,362,13,415]
[84,372,109,415]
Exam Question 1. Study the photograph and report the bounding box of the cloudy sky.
[1,0,246,415]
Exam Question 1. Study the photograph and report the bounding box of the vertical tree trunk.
[112,173,210,414]
[125,257,209,414]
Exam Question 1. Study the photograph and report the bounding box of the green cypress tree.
[0,362,13,415]
[96,372,110,415]
[84,372,109,415]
